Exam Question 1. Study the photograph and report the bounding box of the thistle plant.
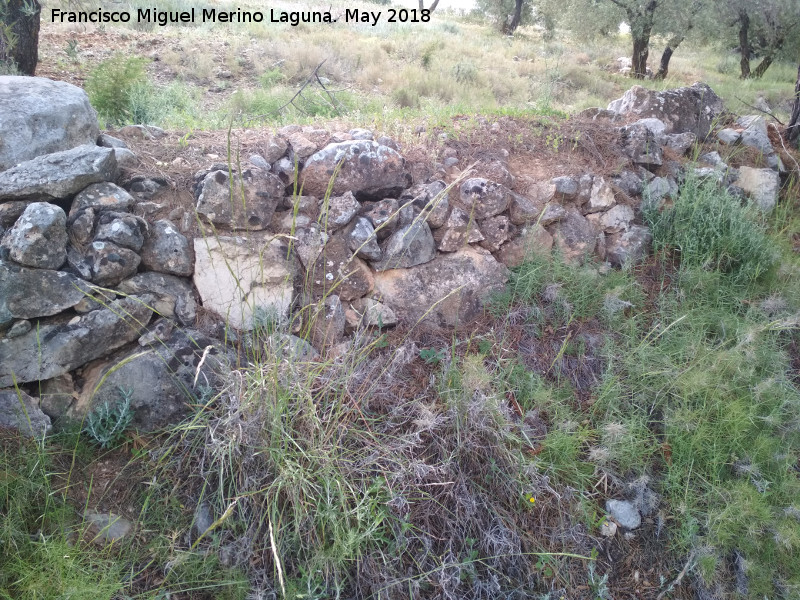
[84,387,134,448]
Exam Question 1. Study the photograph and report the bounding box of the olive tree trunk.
[418,0,441,11]
[787,63,800,147]
[502,0,524,35]
[0,0,41,75]
[654,34,684,80]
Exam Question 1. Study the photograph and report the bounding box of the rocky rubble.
[0,77,791,436]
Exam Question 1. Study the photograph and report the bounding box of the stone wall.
[0,76,788,436]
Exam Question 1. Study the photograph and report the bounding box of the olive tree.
[0,0,41,75]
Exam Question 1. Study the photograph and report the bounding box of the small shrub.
[452,61,478,84]
[646,177,777,285]
[86,54,149,125]
[392,86,420,109]
[259,67,285,88]
[83,388,134,448]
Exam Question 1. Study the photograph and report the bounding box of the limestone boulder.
[456,178,512,220]
[70,182,134,216]
[193,235,295,330]
[300,140,411,199]
[117,272,197,326]
[0,145,117,202]
[497,224,553,268]
[373,221,436,271]
[0,76,99,171]
[140,219,194,276]
[373,246,509,328]
[606,225,652,267]
[196,168,283,230]
[308,234,374,301]
[607,83,725,138]
[85,241,141,286]
[734,167,781,212]
[69,328,231,431]
[0,295,155,387]
[1,202,68,269]
[551,208,598,263]
[0,389,51,437]
[0,261,92,326]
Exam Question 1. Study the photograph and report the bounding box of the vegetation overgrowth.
[1,3,800,599]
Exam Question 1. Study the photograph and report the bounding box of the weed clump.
[646,177,778,285]
[86,54,149,125]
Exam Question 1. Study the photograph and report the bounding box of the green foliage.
[83,388,134,448]
[419,347,447,364]
[259,67,285,88]
[0,439,124,600]
[85,54,149,125]
[647,177,778,285]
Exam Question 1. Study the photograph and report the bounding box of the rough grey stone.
[293,225,329,269]
[618,123,663,167]
[71,182,134,216]
[347,217,382,261]
[606,225,652,267]
[321,191,360,231]
[71,328,229,431]
[196,168,283,230]
[550,176,579,200]
[600,204,635,233]
[457,178,512,219]
[611,171,643,196]
[373,221,436,271]
[363,198,400,239]
[309,234,373,302]
[0,145,116,202]
[86,240,141,286]
[0,295,154,387]
[662,132,697,155]
[309,294,346,351]
[94,212,146,251]
[717,128,741,145]
[350,297,397,327]
[585,177,616,213]
[478,215,511,252]
[117,272,197,326]
[263,136,289,163]
[0,261,92,325]
[0,389,51,437]
[497,224,553,268]
[140,219,194,276]
[734,166,781,212]
[606,499,641,530]
[300,140,411,199]
[97,134,127,149]
[607,82,725,138]
[349,128,374,140]
[435,206,484,252]
[0,76,99,171]
[1,202,68,269]
[736,115,774,156]
[372,246,509,328]
[551,208,598,263]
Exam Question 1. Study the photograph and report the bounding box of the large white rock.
[193,235,296,330]
[734,166,781,212]
[0,76,99,172]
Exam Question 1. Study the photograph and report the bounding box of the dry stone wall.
[0,76,790,436]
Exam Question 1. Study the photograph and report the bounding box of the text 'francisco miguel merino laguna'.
[50,7,433,27]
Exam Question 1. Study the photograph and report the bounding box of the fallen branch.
[734,95,785,126]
